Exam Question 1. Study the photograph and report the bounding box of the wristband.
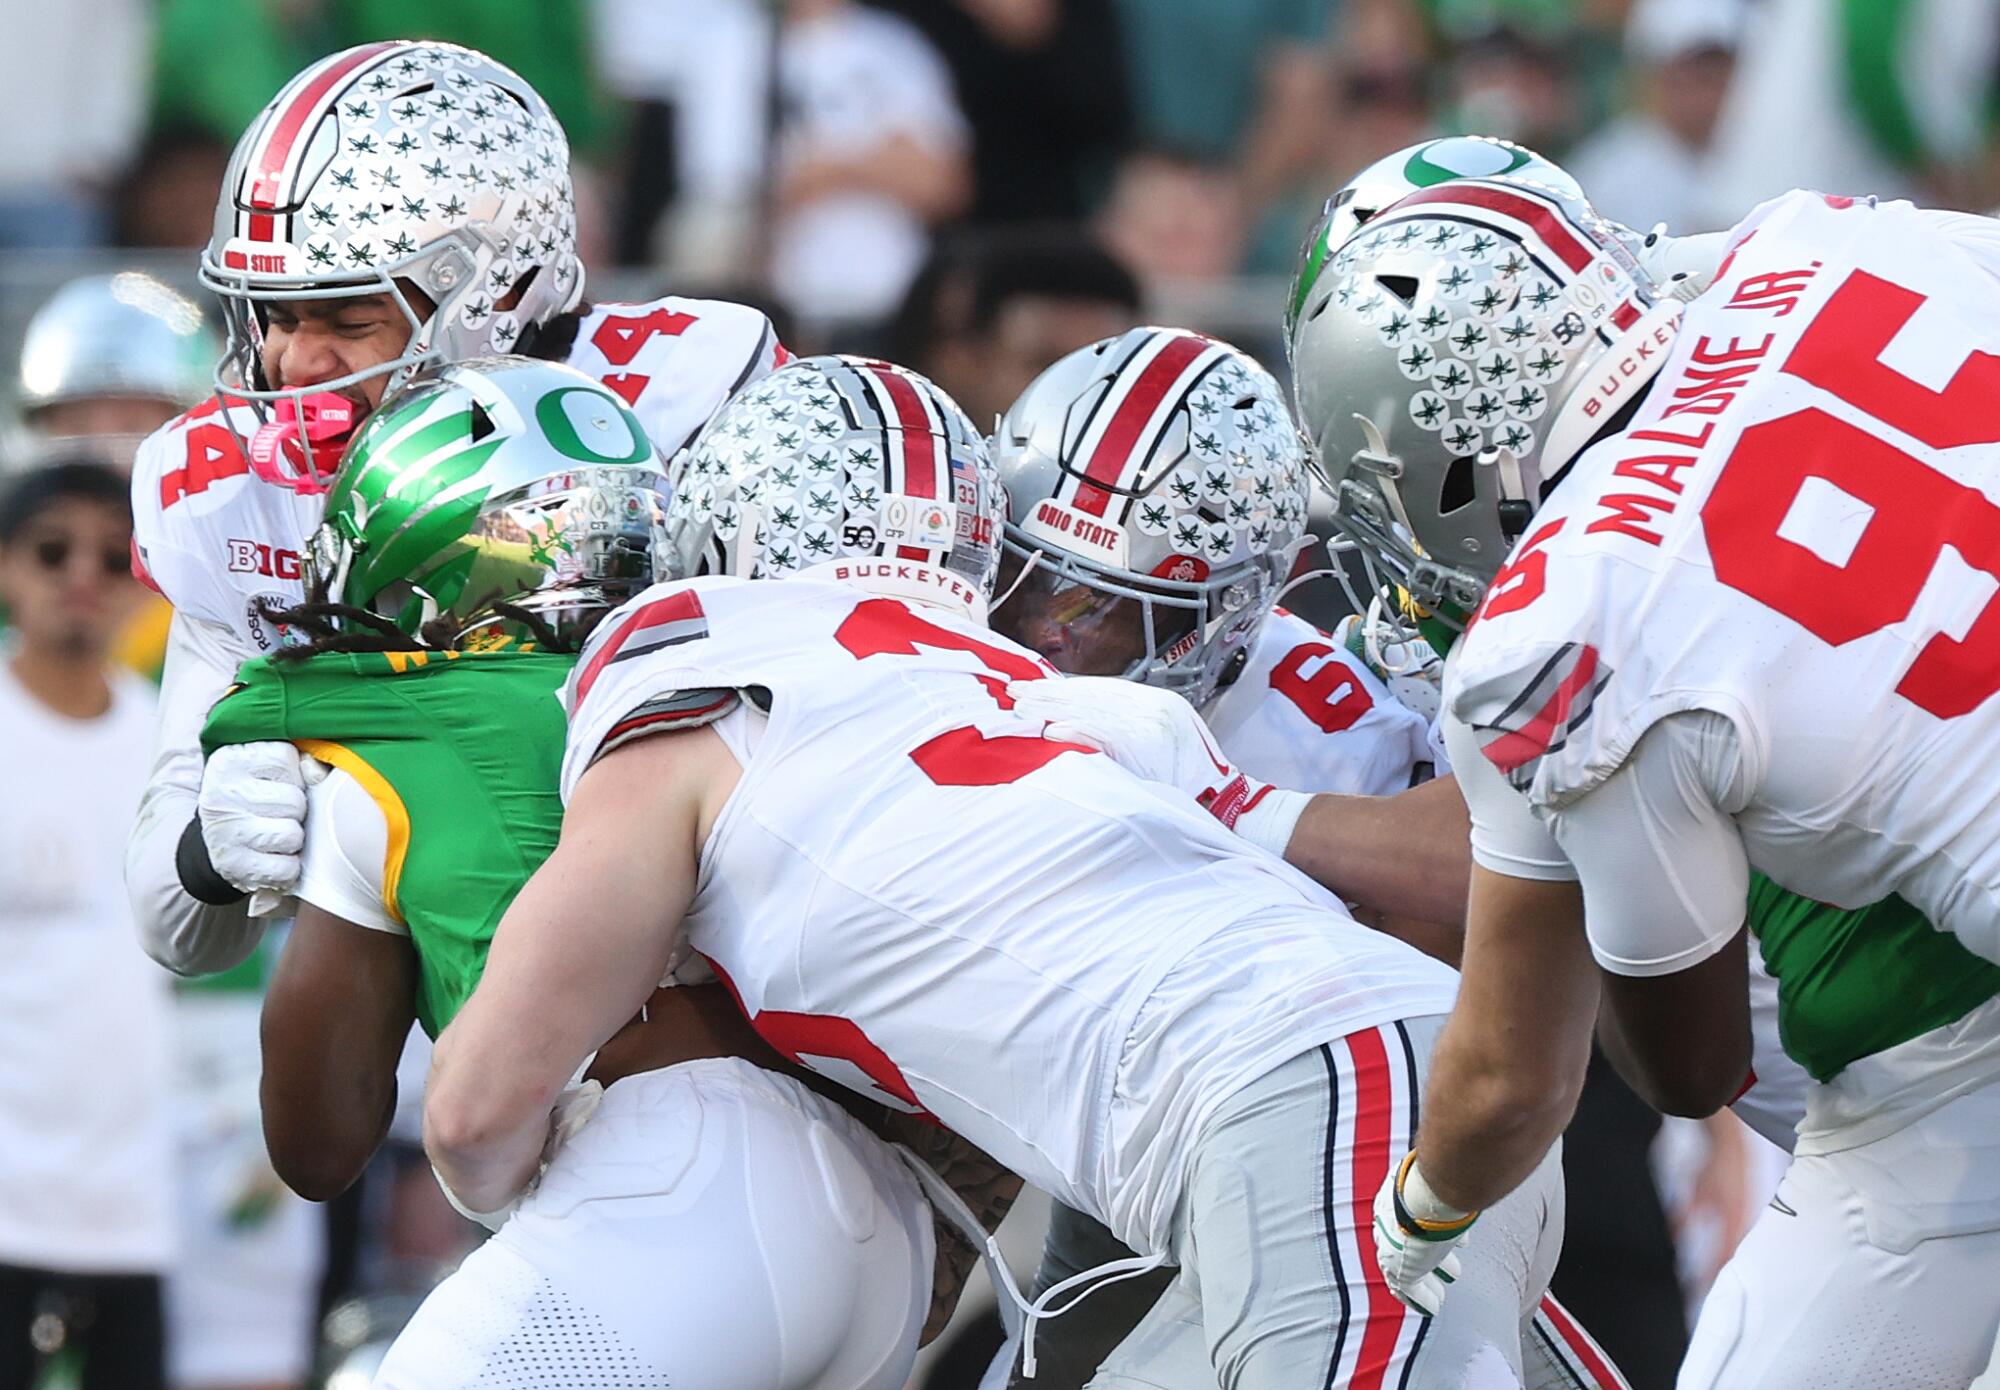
[1235,787,1312,859]
[176,816,248,906]
[1392,1152,1478,1240]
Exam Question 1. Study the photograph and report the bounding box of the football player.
[1292,177,2000,1386]
[985,327,1625,1387]
[423,353,1573,1389]
[202,360,974,1387]
[125,40,788,979]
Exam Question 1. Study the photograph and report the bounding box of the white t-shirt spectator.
[771,5,968,321]
[0,662,175,1272]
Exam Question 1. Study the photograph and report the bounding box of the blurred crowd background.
[1,0,1997,1386]
[5,0,2000,377]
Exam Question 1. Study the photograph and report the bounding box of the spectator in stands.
[1111,0,1332,266]
[592,0,771,273]
[1569,0,1743,234]
[0,459,174,1389]
[770,0,973,325]
[893,226,1142,430]
[1441,23,1577,156]
[872,0,1131,226]
[0,0,151,247]
[1696,0,1999,225]
[1097,150,1250,285]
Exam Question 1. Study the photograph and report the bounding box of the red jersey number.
[834,598,1096,785]
[1703,270,2000,718]
[590,306,698,407]
[1269,643,1375,734]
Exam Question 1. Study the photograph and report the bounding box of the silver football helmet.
[12,272,218,467]
[670,355,1005,623]
[988,327,1310,709]
[1289,137,1587,343]
[1289,176,1678,623]
[201,40,585,487]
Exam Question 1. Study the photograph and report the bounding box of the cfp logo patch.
[226,538,303,581]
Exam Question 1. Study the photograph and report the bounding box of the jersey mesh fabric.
[201,647,574,1035]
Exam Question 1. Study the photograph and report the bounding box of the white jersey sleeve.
[1446,704,1751,975]
[295,766,402,936]
[561,296,785,459]
[1203,608,1433,795]
[125,610,268,975]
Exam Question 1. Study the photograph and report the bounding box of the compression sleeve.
[126,611,267,975]
[296,766,405,936]
[1543,710,1752,979]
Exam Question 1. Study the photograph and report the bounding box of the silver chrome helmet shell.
[988,327,1310,709]
[670,355,1004,623]
[1289,176,1672,623]
[18,273,215,413]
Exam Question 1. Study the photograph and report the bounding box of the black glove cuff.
[176,816,247,906]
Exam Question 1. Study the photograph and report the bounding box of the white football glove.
[1002,675,1235,801]
[196,742,310,899]
[1372,1153,1477,1316]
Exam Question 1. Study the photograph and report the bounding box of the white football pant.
[1678,1075,2000,1389]
[1086,1019,1579,1390]
[373,1057,933,1390]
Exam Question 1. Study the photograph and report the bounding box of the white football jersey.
[1206,607,1434,795]
[564,575,1459,1255]
[1447,190,2000,966]
[130,295,782,654]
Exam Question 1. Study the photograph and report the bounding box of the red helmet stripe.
[1387,183,1596,273]
[1072,332,1212,517]
[247,41,403,217]
[862,362,947,561]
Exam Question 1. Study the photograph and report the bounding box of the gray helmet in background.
[12,272,218,467]
[988,327,1310,709]
[1288,176,1676,623]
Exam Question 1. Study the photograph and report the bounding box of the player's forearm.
[1414,1016,1584,1212]
[1412,867,1599,1212]
[1284,775,1472,925]
[129,612,266,974]
[126,777,264,975]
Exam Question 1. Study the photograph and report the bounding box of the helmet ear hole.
[1378,274,1421,306]
[1439,454,1477,514]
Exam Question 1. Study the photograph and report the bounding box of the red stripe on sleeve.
[1479,645,1601,775]
[572,590,707,708]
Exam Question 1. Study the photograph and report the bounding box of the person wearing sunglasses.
[0,458,176,1389]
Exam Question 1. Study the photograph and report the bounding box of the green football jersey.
[201,646,575,1037]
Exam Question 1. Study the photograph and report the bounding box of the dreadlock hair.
[256,597,573,661]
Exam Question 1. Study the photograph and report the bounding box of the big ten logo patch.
[226,539,303,581]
